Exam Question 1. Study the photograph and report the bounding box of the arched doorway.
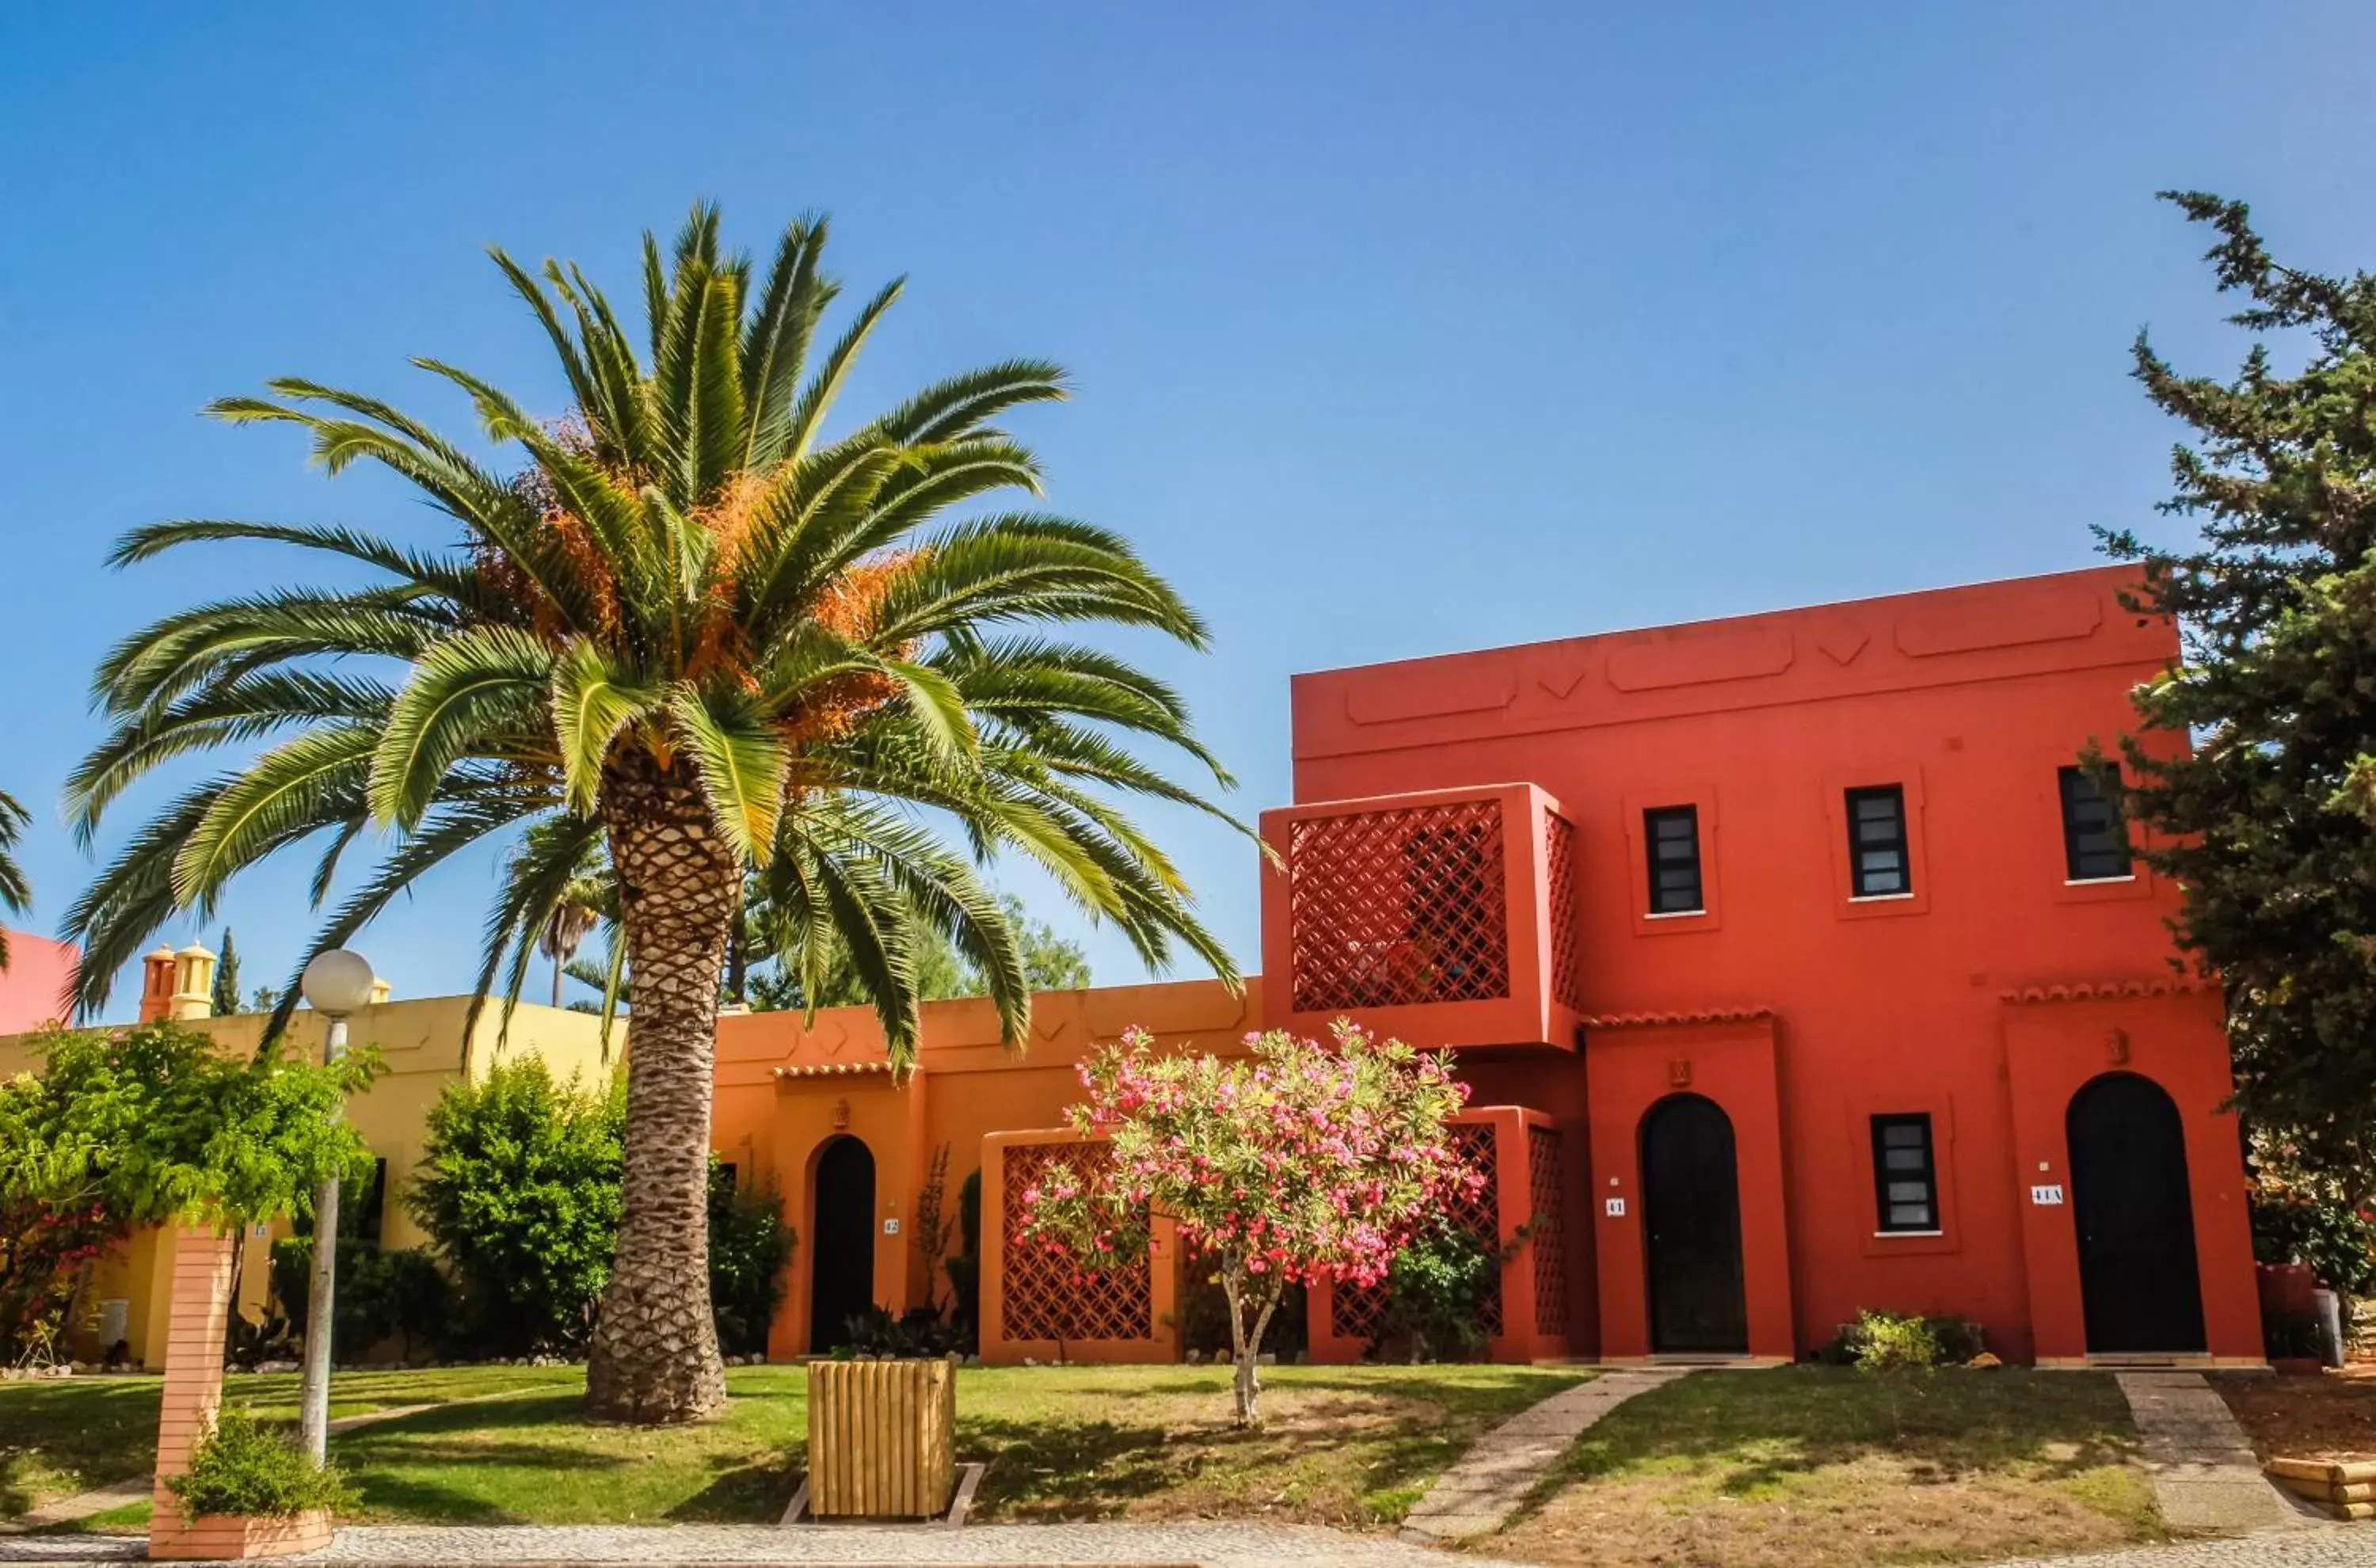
[809,1135,877,1353]
[2068,1073,2205,1353]
[1640,1094,1748,1354]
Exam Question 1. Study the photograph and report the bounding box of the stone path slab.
[0,1403,435,1537]
[0,1521,1519,1566]
[2114,1372,2303,1535]
[1398,1366,1689,1543]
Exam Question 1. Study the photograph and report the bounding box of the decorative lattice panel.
[1544,809,1582,1011]
[999,1143,1152,1343]
[1529,1124,1568,1337]
[1330,1123,1502,1343]
[1289,799,1510,1012]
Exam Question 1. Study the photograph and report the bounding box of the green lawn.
[3,1362,1579,1532]
[1491,1367,2162,1568]
[0,1367,581,1521]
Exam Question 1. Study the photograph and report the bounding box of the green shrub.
[944,1168,983,1348]
[403,1059,625,1356]
[2250,1166,2376,1299]
[270,1240,452,1361]
[706,1166,794,1357]
[1375,1215,1503,1362]
[1847,1308,1938,1370]
[166,1410,346,1519]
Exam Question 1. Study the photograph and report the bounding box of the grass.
[1491,1367,2163,1568]
[3,1361,1578,1532]
[0,1367,580,1521]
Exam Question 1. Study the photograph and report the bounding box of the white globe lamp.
[299,949,377,1017]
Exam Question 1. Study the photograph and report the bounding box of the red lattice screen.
[1529,1124,1568,1337]
[1543,809,1582,1011]
[1329,1123,1502,1343]
[1288,799,1510,1012]
[998,1143,1152,1343]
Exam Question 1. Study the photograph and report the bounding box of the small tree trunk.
[584,745,738,1425]
[1220,1258,1283,1427]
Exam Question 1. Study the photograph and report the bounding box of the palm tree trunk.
[584,745,737,1424]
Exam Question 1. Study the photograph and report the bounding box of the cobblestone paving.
[0,1521,1512,1566]
[1399,1366,1689,1543]
[1987,1522,2376,1566]
[2115,1372,2302,1534]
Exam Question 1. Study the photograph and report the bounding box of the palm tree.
[0,790,28,970]
[65,205,1240,1422]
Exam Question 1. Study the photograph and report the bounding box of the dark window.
[1845,785,1910,897]
[299,1156,387,1244]
[2059,766,2133,881]
[1871,1114,1939,1232]
[1643,806,1705,915]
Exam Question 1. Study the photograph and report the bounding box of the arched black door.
[1640,1094,1748,1354]
[809,1136,877,1353]
[2068,1074,2205,1353]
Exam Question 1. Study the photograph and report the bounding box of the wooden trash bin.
[806,1358,957,1518]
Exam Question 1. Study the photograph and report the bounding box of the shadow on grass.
[958,1380,1525,1524]
[0,1378,165,1517]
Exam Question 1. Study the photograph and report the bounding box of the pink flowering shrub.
[1018,1019,1476,1424]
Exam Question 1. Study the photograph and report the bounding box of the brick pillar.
[149,1226,236,1546]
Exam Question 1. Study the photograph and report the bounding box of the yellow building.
[0,943,615,1368]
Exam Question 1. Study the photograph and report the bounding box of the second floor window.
[2058,765,2133,881]
[1643,805,1704,914]
[1845,785,1910,897]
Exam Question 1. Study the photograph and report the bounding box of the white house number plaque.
[1605,1197,1627,1218]
[2029,1184,2065,1206]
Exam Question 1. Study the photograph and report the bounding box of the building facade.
[716,565,2261,1367]
[0,945,613,1367]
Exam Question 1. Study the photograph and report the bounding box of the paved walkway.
[2114,1372,2304,1534]
[1989,1523,2376,1565]
[0,1521,1514,1566]
[1398,1365,1689,1543]
[0,1405,435,1538]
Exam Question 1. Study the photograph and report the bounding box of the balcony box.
[1259,782,1584,1052]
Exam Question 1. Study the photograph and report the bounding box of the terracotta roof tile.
[771,1060,896,1079]
[1999,976,2214,1006]
[1578,1006,1773,1029]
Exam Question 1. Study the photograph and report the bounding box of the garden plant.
[1020,1021,1475,1425]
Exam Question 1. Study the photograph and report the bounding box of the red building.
[0,930,78,1035]
[715,565,2261,1368]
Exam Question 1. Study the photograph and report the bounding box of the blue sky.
[3,2,2372,1012]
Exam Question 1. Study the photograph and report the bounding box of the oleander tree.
[1019,1022,1475,1425]
[64,204,1241,1422]
[2099,192,2376,1194]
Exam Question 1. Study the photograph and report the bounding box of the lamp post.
[295,948,375,1465]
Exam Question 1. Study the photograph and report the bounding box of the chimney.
[138,946,177,1024]
[169,943,217,1022]
[367,976,391,1007]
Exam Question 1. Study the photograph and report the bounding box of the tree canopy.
[0,1022,378,1229]
[2102,191,2376,1190]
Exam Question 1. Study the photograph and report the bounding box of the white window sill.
[1643,908,1708,921]
[1873,1229,1944,1238]
[1848,892,1916,904]
[2063,874,2138,887]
